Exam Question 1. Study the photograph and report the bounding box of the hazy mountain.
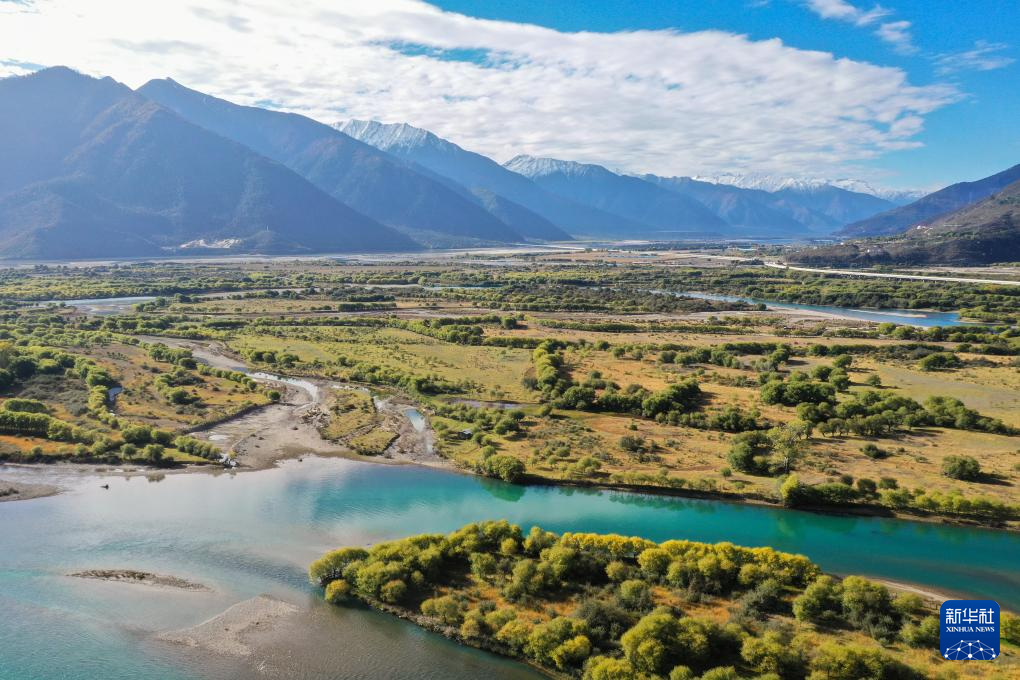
[767,185,894,226]
[504,156,727,237]
[694,173,899,229]
[839,163,1020,238]
[789,179,1020,266]
[697,173,922,205]
[827,180,924,205]
[641,175,811,236]
[0,68,414,259]
[338,120,628,238]
[138,80,526,247]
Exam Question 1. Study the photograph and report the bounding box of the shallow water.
[37,296,157,316]
[1,458,1018,679]
[248,372,320,402]
[34,287,975,327]
[677,291,974,327]
[404,407,427,432]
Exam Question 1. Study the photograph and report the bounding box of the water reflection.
[478,477,526,503]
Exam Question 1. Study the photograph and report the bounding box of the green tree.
[900,616,939,648]
[482,454,525,482]
[792,575,842,624]
[741,631,808,678]
[808,642,917,680]
[942,455,981,481]
[583,656,637,680]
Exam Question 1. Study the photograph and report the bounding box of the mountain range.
[341,119,898,240]
[0,67,414,259]
[335,120,641,237]
[838,163,1020,238]
[696,173,924,205]
[1,66,995,260]
[137,79,559,247]
[503,155,728,237]
[789,178,1020,266]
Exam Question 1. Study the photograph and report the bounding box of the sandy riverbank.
[157,595,300,658]
[0,478,58,503]
[870,578,958,603]
[140,336,449,471]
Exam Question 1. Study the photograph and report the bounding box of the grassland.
[0,254,1018,528]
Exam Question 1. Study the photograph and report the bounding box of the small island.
[312,521,1020,679]
[69,569,210,591]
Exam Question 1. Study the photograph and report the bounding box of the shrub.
[380,579,407,603]
[421,595,464,625]
[918,352,962,371]
[583,656,636,680]
[792,575,842,624]
[942,455,981,481]
[324,579,352,603]
[741,631,808,678]
[808,642,918,680]
[1003,612,1020,645]
[617,579,652,611]
[900,616,939,647]
[861,443,887,459]
[481,454,525,482]
[734,579,783,621]
[840,576,899,641]
[619,435,645,453]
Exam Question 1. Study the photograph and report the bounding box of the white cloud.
[803,0,915,53]
[0,0,959,177]
[875,20,916,55]
[935,40,1015,75]
[0,60,35,78]
[804,0,889,26]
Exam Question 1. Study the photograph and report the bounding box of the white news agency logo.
[944,607,996,626]
[940,600,1000,661]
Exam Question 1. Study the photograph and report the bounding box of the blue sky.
[0,0,1015,190]
[430,0,1019,189]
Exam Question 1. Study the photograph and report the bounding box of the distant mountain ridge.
[0,68,415,259]
[696,173,923,204]
[341,119,910,241]
[138,79,538,247]
[788,177,1020,266]
[503,155,729,237]
[336,119,615,238]
[0,67,930,258]
[838,163,1020,238]
[640,176,809,234]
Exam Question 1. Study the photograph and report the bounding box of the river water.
[677,291,974,327]
[1,457,1018,679]
[38,290,978,327]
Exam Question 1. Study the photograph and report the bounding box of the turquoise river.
[1,457,1018,679]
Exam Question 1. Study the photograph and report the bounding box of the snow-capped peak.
[828,179,925,204]
[693,172,923,203]
[336,119,444,152]
[504,155,606,179]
